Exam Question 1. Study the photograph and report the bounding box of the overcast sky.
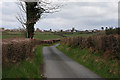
[0,0,119,30]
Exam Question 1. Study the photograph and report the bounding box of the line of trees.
[105,27,120,35]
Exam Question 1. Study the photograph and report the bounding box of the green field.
[1,31,25,39]
[2,31,95,40]
[57,44,120,78]
[2,35,24,39]
[2,45,43,78]
[34,32,61,40]
[1,31,62,40]
[64,33,95,37]
[54,32,95,37]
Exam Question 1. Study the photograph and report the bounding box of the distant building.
[10,29,20,32]
[43,30,49,32]
[93,29,99,33]
[87,30,93,32]
[5,29,10,31]
[75,30,83,32]
[65,30,71,32]
[36,28,42,32]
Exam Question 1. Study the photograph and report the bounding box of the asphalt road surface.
[43,44,101,78]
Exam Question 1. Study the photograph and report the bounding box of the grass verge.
[2,45,43,79]
[57,44,120,79]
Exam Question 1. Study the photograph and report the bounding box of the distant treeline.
[105,27,120,35]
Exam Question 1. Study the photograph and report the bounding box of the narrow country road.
[42,44,101,78]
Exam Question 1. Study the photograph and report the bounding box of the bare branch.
[16,16,25,25]
[16,0,26,13]
[16,0,63,38]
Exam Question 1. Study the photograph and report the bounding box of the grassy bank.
[57,44,120,78]
[2,45,43,79]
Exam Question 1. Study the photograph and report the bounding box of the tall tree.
[25,2,44,38]
[17,0,61,39]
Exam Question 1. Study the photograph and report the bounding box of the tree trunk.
[26,2,35,39]
[27,23,34,39]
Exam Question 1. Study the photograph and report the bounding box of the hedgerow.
[61,35,120,60]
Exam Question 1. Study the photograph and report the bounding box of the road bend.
[42,44,101,78]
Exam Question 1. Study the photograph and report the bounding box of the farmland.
[1,31,95,40]
[1,31,25,39]
[34,32,61,40]
[61,32,95,37]
[1,31,61,39]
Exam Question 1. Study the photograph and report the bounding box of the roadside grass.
[57,44,120,79]
[35,45,43,64]
[34,32,61,40]
[2,45,43,79]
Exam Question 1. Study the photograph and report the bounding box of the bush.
[61,35,120,60]
[2,38,60,64]
[2,38,42,64]
[105,27,120,35]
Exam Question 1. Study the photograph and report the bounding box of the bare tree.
[17,0,62,39]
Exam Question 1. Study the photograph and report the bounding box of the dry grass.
[57,44,120,78]
[61,34,120,60]
[2,38,60,64]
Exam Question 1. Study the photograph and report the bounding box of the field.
[1,31,94,40]
[1,31,25,39]
[2,45,43,78]
[34,32,61,40]
[63,32,95,37]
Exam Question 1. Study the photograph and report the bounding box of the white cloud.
[66,0,119,2]
[1,1,118,30]
[1,0,120,2]
[0,2,2,28]
[42,17,69,25]
[37,2,118,30]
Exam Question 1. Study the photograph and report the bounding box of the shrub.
[61,35,120,60]
[2,39,40,64]
[2,38,60,64]
[105,27,120,35]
